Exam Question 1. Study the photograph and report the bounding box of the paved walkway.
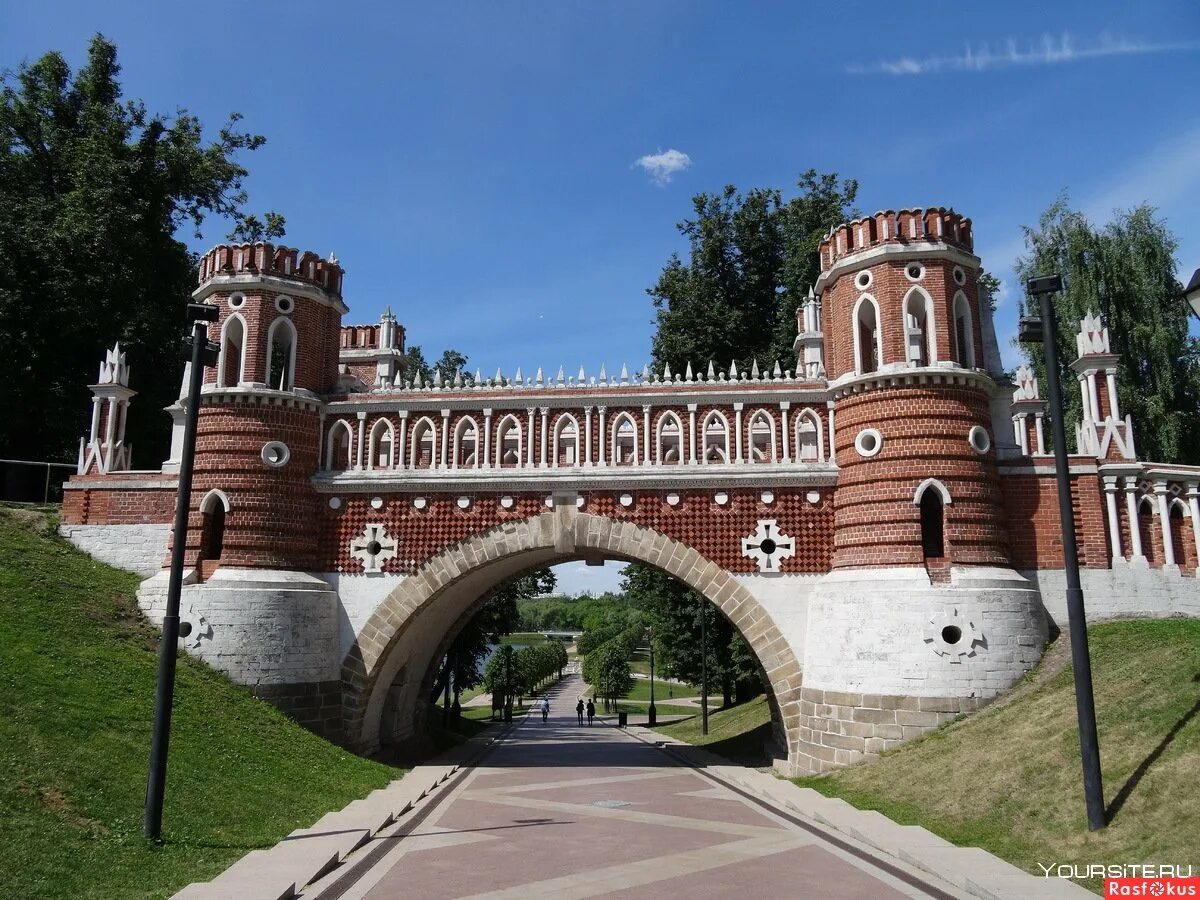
[315,676,960,899]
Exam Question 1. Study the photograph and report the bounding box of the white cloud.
[847,32,1200,76]
[634,148,691,185]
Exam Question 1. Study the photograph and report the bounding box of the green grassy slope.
[0,510,397,899]
[653,694,774,766]
[795,619,1200,893]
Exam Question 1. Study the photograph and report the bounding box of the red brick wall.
[832,382,1009,568]
[60,484,176,525]
[1001,469,1110,569]
[179,397,324,569]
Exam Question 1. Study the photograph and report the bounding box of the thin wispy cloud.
[848,32,1200,76]
[634,148,691,185]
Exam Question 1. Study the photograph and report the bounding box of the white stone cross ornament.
[741,519,796,573]
[350,523,398,574]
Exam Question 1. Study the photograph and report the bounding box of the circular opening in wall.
[619,493,634,508]
[261,441,290,468]
[759,538,777,555]
[968,425,991,454]
[413,496,427,510]
[906,263,925,282]
[854,428,883,458]
[275,295,294,314]
[366,540,382,557]
[500,496,514,509]
[854,270,872,290]
[714,491,729,506]
[941,625,963,645]
[953,265,967,286]
[370,496,384,510]
[228,293,245,309]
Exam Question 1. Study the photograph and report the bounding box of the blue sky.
[6,1,1198,594]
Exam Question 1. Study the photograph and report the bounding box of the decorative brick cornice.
[829,366,995,400]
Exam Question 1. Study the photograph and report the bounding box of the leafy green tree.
[649,170,858,374]
[227,211,286,243]
[623,565,761,706]
[404,346,471,386]
[1015,196,1200,463]
[0,35,274,464]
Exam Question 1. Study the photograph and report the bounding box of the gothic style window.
[410,417,437,469]
[920,489,945,559]
[796,412,821,462]
[455,417,479,468]
[554,415,579,467]
[855,296,881,375]
[903,288,935,367]
[657,413,683,464]
[497,415,522,468]
[326,420,352,471]
[369,419,394,469]
[953,291,975,368]
[266,317,298,391]
[748,411,775,462]
[198,490,228,564]
[612,414,638,465]
[218,314,246,387]
[702,412,729,463]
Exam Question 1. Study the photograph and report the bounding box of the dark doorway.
[921,490,945,559]
[199,503,226,563]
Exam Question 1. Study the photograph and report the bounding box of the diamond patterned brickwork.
[323,488,833,574]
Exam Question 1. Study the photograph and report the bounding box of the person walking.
[586,698,595,727]
[540,697,549,724]
[576,697,584,726]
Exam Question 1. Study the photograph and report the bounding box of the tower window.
[855,298,881,375]
[921,489,945,559]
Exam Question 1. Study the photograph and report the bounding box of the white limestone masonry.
[137,568,341,685]
[802,567,1048,698]
[1028,566,1200,623]
[58,523,170,577]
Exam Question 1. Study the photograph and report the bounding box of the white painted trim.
[367,418,394,470]
[953,290,976,368]
[913,478,952,505]
[199,488,231,513]
[494,413,523,468]
[408,415,438,469]
[610,411,640,466]
[655,410,685,465]
[700,409,730,464]
[746,408,777,463]
[551,412,580,468]
[325,419,353,471]
[794,408,824,462]
[453,415,480,469]
[902,286,937,366]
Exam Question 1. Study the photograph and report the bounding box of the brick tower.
[138,243,348,735]
[794,208,1047,772]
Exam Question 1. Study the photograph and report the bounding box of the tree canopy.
[649,169,858,374]
[0,35,276,466]
[1015,196,1200,464]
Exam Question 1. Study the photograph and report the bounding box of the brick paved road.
[325,676,959,900]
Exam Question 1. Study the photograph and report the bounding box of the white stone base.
[58,523,171,577]
[137,568,341,685]
[1025,566,1200,623]
[802,566,1047,699]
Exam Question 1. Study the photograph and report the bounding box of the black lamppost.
[1019,275,1106,832]
[144,303,219,841]
[647,626,656,727]
[699,602,709,737]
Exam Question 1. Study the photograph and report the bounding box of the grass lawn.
[0,508,399,899]
[652,695,775,767]
[794,620,1200,895]
[613,702,698,718]
[620,677,700,703]
[497,632,550,646]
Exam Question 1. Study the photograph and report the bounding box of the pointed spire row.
[383,355,808,392]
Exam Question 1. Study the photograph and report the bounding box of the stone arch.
[852,293,882,374]
[217,313,247,388]
[409,416,438,469]
[265,316,298,391]
[325,420,353,471]
[902,286,936,367]
[552,413,579,467]
[453,415,479,468]
[341,511,804,767]
[367,418,394,470]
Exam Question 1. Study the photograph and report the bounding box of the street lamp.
[1020,274,1106,832]
[699,601,709,737]
[144,302,220,841]
[647,626,656,727]
[1180,267,1200,321]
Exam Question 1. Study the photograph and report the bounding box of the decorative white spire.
[98,343,130,386]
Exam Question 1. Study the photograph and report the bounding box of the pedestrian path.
[175,674,1093,899]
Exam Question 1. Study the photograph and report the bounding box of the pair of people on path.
[575,697,596,726]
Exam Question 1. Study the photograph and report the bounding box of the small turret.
[78,344,135,474]
[793,287,826,381]
[1010,365,1047,456]
[1072,311,1135,460]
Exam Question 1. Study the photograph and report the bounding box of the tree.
[649,170,858,374]
[1015,196,1200,463]
[227,211,286,243]
[622,565,761,707]
[405,345,470,385]
[434,567,556,713]
[0,35,275,465]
